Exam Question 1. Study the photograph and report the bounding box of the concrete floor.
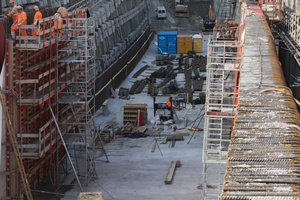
[61,34,209,200]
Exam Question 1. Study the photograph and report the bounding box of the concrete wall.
[89,0,149,73]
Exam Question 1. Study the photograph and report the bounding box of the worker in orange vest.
[52,13,62,36]
[215,20,220,28]
[258,0,262,9]
[7,0,18,23]
[11,6,27,39]
[166,96,173,108]
[32,6,42,36]
[56,5,69,24]
[227,21,238,40]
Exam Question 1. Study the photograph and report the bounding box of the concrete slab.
[62,33,209,200]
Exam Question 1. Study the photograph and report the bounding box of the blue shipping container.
[157,31,178,54]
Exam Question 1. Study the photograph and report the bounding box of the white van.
[156,6,166,19]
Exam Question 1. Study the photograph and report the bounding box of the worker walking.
[11,6,27,39]
[32,6,42,36]
[7,0,18,23]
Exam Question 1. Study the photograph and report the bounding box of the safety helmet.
[16,6,22,10]
[56,5,60,9]
[34,5,39,11]
[9,0,14,3]
[224,20,227,24]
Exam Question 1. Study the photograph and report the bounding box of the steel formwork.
[202,35,242,199]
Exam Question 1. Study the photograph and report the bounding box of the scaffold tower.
[202,35,242,199]
[56,10,99,188]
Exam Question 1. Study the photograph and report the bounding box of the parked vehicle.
[156,6,166,19]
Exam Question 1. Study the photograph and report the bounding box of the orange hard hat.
[16,6,22,10]
[9,0,14,3]
[56,5,60,9]
[34,5,39,11]
[224,20,227,24]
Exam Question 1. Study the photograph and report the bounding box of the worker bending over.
[32,6,42,36]
[11,6,27,39]
[224,20,238,40]
[7,0,18,23]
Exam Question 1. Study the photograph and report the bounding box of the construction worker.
[11,6,27,39]
[7,0,18,23]
[32,6,42,36]
[52,13,62,36]
[166,96,173,108]
[56,5,69,24]
[258,0,262,9]
[227,21,238,40]
[215,20,220,28]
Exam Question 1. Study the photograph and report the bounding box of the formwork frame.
[4,6,94,198]
[56,10,99,188]
[202,35,242,199]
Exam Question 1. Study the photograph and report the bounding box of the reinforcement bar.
[221,4,300,199]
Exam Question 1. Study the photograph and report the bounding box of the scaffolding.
[262,0,282,22]
[55,10,104,188]
[202,35,242,199]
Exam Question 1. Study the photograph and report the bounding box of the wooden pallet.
[123,103,147,124]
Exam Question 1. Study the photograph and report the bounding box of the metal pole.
[48,104,83,192]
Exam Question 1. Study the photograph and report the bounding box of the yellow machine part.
[78,192,104,200]
[209,4,213,19]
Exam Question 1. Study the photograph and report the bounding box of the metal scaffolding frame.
[55,11,101,188]
[202,35,242,199]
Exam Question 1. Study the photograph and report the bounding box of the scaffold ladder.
[0,86,33,200]
[202,37,241,199]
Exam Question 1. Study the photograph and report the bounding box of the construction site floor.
[57,33,210,200]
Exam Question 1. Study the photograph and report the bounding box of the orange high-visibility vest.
[32,11,42,36]
[166,100,171,108]
[33,11,42,25]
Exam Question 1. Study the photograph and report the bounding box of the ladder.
[0,86,33,200]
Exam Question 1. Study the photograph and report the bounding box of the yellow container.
[177,35,193,54]
[193,34,202,53]
[78,192,104,200]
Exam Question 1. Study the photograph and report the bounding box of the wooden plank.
[150,133,189,137]
[167,136,184,141]
[131,127,147,133]
[162,136,168,144]
[165,161,176,184]
[15,79,39,84]
[151,142,156,152]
